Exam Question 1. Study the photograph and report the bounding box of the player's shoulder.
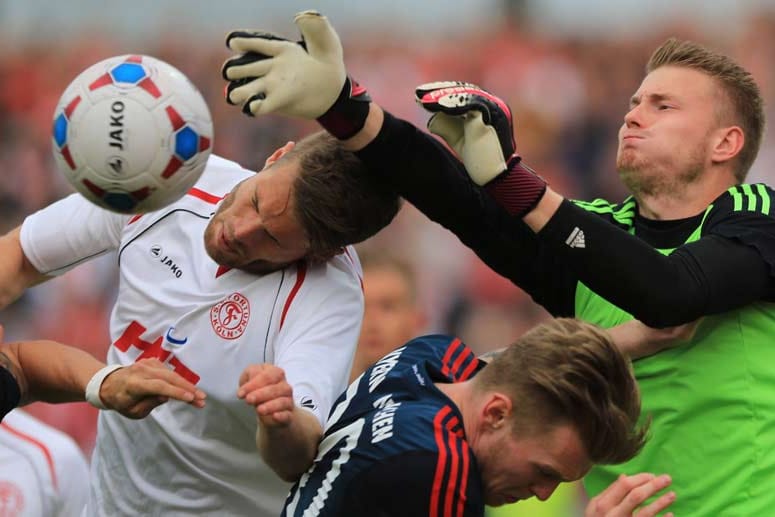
[708,183,775,218]
[572,196,637,229]
[193,153,254,194]
[0,410,87,467]
[299,246,364,294]
[402,334,482,381]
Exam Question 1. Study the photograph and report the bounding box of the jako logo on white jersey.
[149,245,184,278]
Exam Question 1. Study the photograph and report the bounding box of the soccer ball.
[51,54,213,213]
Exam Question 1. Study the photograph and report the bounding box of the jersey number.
[285,418,365,516]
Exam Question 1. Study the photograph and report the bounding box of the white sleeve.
[275,250,364,426]
[53,439,91,517]
[20,193,128,275]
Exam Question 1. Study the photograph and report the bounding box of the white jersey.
[20,155,364,516]
[0,409,90,517]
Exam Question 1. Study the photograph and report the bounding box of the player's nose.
[623,103,643,128]
[231,216,264,250]
[531,480,560,501]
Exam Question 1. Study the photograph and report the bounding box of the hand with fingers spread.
[98,358,206,419]
[238,363,295,427]
[221,10,371,139]
[585,473,676,517]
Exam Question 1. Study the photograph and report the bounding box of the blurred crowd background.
[2,1,775,515]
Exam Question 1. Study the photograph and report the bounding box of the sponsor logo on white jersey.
[164,326,188,346]
[149,244,184,278]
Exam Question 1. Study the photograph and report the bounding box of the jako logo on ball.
[52,55,213,213]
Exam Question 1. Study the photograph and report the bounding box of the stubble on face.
[203,189,237,266]
[617,138,706,198]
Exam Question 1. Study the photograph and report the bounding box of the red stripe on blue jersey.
[430,405,469,517]
[440,338,478,381]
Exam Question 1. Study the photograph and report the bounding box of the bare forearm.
[257,407,322,482]
[9,340,104,404]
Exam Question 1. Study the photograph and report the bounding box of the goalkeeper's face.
[203,155,311,274]
[616,65,723,197]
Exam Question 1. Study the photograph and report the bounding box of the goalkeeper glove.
[416,81,546,217]
[222,10,371,140]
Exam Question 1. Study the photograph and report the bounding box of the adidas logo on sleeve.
[565,227,586,249]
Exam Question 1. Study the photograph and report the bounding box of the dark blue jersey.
[0,366,20,422]
[283,335,486,517]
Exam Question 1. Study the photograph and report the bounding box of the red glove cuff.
[484,155,547,218]
[316,77,371,140]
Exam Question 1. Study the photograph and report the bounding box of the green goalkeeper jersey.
[579,185,775,516]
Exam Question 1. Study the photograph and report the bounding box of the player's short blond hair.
[474,318,646,465]
[647,38,765,182]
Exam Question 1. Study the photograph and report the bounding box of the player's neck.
[635,175,735,220]
[435,381,470,414]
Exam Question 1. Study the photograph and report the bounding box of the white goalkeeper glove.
[222,10,371,139]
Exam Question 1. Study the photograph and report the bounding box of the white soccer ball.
[51,54,213,213]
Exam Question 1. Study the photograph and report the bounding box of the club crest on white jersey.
[210,292,251,339]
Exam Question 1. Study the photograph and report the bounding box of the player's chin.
[486,493,522,507]
[204,241,239,268]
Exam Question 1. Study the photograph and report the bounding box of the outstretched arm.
[221,12,578,316]
[238,364,322,482]
[1,325,205,421]
[220,11,775,327]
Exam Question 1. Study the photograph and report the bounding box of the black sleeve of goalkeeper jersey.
[340,451,484,517]
[0,366,21,421]
[539,199,775,327]
[356,111,578,315]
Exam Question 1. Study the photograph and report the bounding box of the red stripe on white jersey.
[129,187,223,226]
[280,261,308,330]
[215,265,232,278]
[187,187,224,205]
[1,421,58,489]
